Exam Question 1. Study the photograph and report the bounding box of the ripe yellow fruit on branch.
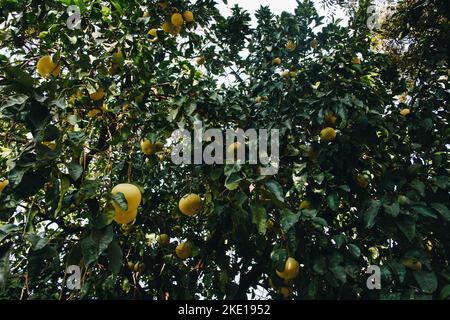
[148,28,158,37]
[171,13,184,27]
[325,113,337,126]
[279,286,292,299]
[401,258,422,271]
[90,88,105,101]
[162,21,181,36]
[320,127,337,142]
[276,257,300,280]
[280,70,290,79]
[286,40,296,52]
[162,21,173,33]
[157,234,170,247]
[299,200,311,209]
[148,28,158,42]
[111,48,124,65]
[111,183,142,224]
[141,139,164,155]
[311,39,319,49]
[183,11,194,22]
[176,242,192,259]
[179,193,202,216]
[356,174,369,189]
[36,55,61,77]
[0,179,9,193]
[87,108,102,118]
[42,141,57,150]
[114,208,138,225]
[352,57,361,65]
[196,56,205,65]
[272,57,281,65]
[400,108,411,116]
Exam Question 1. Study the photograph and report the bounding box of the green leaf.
[313,256,327,275]
[81,226,114,266]
[440,284,450,300]
[338,185,351,192]
[280,209,300,232]
[311,216,328,226]
[0,224,19,243]
[265,180,284,203]
[332,234,347,249]
[107,240,123,275]
[14,169,50,198]
[4,66,33,91]
[224,163,241,176]
[67,161,83,181]
[110,0,124,14]
[26,234,49,251]
[411,205,437,219]
[250,204,267,235]
[327,192,339,211]
[363,200,381,229]
[383,202,400,217]
[0,243,12,288]
[111,192,128,212]
[413,271,438,294]
[347,244,361,258]
[1,94,28,110]
[410,180,426,196]
[270,248,287,272]
[388,261,406,283]
[431,203,450,221]
[93,209,116,229]
[55,175,70,216]
[224,173,242,190]
[396,216,416,242]
[330,265,347,284]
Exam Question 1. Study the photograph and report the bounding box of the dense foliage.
[0,0,449,300]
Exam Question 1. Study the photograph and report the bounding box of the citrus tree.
[0,0,449,300]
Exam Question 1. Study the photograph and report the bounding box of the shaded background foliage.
[0,0,449,299]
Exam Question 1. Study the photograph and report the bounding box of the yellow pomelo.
[178,193,202,216]
[111,183,142,214]
[299,200,311,209]
[114,208,138,225]
[272,57,281,65]
[0,179,9,193]
[90,88,105,101]
[400,108,411,116]
[171,13,184,27]
[286,40,296,52]
[276,257,300,280]
[176,242,191,259]
[37,55,60,77]
[320,127,336,142]
[183,11,194,22]
[196,56,205,65]
[162,21,173,33]
[157,234,170,246]
[325,113,337,126]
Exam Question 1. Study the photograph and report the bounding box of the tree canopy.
[0,0,449,300]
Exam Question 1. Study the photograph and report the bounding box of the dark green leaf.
[413,271,438,294]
